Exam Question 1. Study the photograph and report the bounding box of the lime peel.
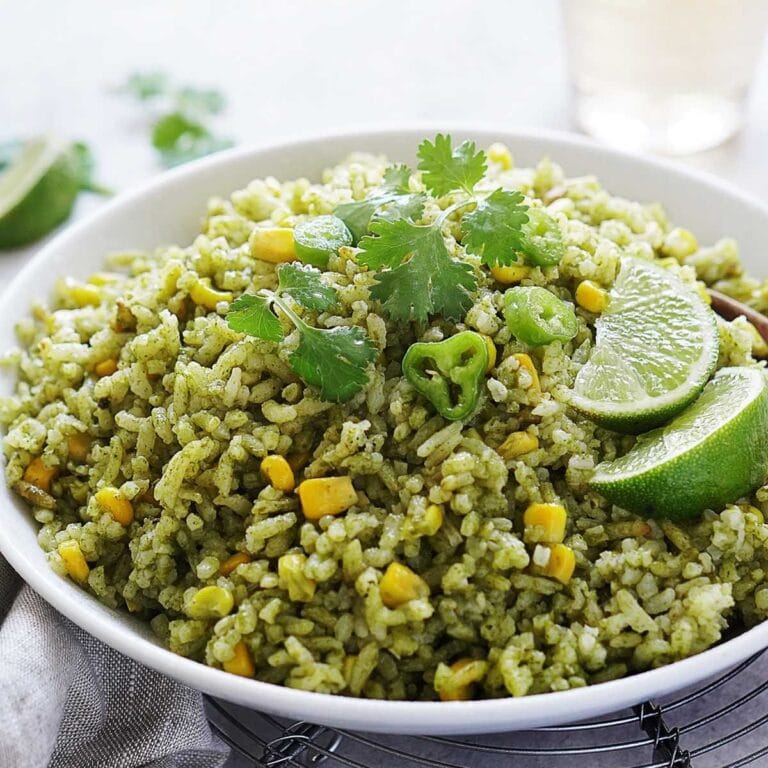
[590,367,768,520]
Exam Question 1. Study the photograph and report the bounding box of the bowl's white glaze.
[2,127,768,735]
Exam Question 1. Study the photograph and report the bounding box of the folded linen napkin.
[0,555,230,768]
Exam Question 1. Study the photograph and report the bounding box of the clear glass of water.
[563,0,768,155]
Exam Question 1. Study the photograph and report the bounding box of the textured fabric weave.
[0,556,229,768]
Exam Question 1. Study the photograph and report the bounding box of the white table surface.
[2,0,768,763]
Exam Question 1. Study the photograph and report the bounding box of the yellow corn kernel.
[261,455,295,492]
[222,641,255,677]
[512,353,540,393]
[490,263,530,284]
[87,271,123,286]
[543,543,576,584]
[95,486,134,526]
[423,504,444,535]
[189,280,233,311]
[487,142,513,171]
[480,334,497,372]
[94,358,119,378]
[58,540,90,584]
[661,227,698,261]
[438,658,488,702]
[67,433,91,462]
[23,456,58,492]
[297,476,357,521]
[186,585,235,619]
[219,552,251,576]
[740,504,765,524]
[63,278,101,307]
[379,562,429,608]
[249,227,296,263]
[498,431,539,460]
[278,552,317,602]
[524,502,567,544]
[575,280,609,313]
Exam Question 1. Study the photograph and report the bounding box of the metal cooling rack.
[205,649,768,768]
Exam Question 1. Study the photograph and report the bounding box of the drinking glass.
[563,0,768,154]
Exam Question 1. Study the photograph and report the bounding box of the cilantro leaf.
[226,294,284,343]
[359,219,476,322]
[277,263,336,311]
[175,86,226,116]
[417,134,487,196]
[461,189,529,267]
[290,325,377,402]
[151,113,233,167]
[373,193,426,226]
[381,164,412,194]
[335,192,425,243]
[119,71,169,100]
[69,142,112,195]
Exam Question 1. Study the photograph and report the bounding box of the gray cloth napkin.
[0,556,230,768]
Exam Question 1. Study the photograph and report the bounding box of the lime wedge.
[570,257,719,433]
[591,367,768,519]
[0,137,81,249]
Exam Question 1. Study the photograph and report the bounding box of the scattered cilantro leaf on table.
[461,188,529,267]
[117,72,233,168]
[226,263,377,402]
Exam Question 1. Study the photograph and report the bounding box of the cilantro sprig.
[117,72,234,168]
[353,134,536,323]
[226,263,377,402]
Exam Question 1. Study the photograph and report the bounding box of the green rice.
[4,144,768,700]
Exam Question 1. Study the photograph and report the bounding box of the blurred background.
[1,0,767,266]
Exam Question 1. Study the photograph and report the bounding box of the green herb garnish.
[117,72,233,168]
[226,263,377,402]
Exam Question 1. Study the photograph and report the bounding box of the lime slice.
[591,367,768,519]
[0,137,81,249]
[570,257,719,433]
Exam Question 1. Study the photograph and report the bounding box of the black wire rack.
[205,650,768,768]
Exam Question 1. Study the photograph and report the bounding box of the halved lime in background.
[590,367,768,520]
[0,137,82,249]
[570,257,719,433]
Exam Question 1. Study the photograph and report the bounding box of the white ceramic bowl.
[2,127,768,736]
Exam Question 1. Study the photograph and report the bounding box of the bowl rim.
[3,123,768,735]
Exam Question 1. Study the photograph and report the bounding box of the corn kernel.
[498,431,539,460]
[490,263,530,284]
[261,455,295,492]
[438,658,488,701]
[23,457,58,492]
[186,585,234,619]
[542,543,576,584]
[249,227,296,263]
[63,278,101,307]
[219,552,251,576]
[480,334,497,372]
[740,504,765,524]
[58,540,90,584]
[524,502,567,543]
[423,504,444,535]
[297,476,357,521]
[95,486,134,526]
[512,353,540,393]
[487,142,513,171]
[278,552,317,602]
[575,280,609,313]
[189,280,233,311]
[87,271,122,286]
[94,358,118,378]
[661,227,698,261]
[379,562,429,608]
[67,433,91,462]
[222,641,255,677]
